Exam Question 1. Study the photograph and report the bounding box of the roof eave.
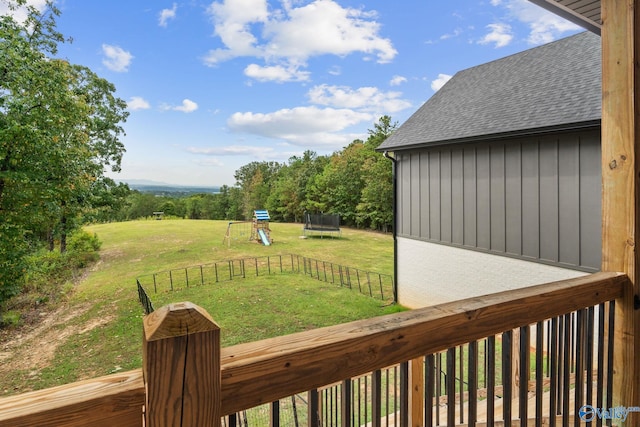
[528,0,601,35]
[376,119,601,153]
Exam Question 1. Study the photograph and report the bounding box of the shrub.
[0,310,21,328]
[23,250,71,296]
[67,231,101,268]
[12,230,102,309]
[68,230,102,253]
[0,224,29,306]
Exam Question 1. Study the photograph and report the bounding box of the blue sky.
[9,0,583,186]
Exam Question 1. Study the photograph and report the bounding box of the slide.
[257,229,271,246]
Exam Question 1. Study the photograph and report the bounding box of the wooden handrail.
[219,271,628,414]
[0,370,144,427]
[0,271,630,426]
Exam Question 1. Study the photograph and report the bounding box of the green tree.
[198,194,217,219]
[185,196,203,219]
[82,178,131,223]
[212,185,232,220]
[234,161,281,219]
[267,150,328,222]
[356,116,396,230]
[157,199,178,218]
[364,115,397,150]
[1,0,68,300]
[43,62,128,251]
[0,0,127,301]
[305,116,395,228]
[126,192,159,219]
[307,140,370,226]
[357,156,393,231]
[226,186,243,220]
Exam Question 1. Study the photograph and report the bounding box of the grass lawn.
[151,273,402,346]
[0,219,396,396]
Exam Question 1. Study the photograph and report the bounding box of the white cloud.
[193,157,225,167]
[159,3,178,27]
[478,23,513,48]
[204,0,269,64]
[431,74,453,92]
[486,0,581,45]
[440,28,463,40]
[174,99,199,113]
[188,144,302,162]
[390,75,407,86]
[328,66,341,76]
[188,145,277,157]
[263,1,396,63]
[307,84,411,114]
[204,0,397,82]
[227,106,372,148]
[244,64,310,82]
[218,84,410,150]
[280,131,362,148]
[101,44,133,72]
[0,0,47,24]
[127,96,151,110]
[160,99,199,113]
[502,0,581,45]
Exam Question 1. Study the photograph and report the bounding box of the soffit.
[529,0,601,34]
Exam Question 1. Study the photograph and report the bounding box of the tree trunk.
[60,204,67,253]
[47,229,54,252]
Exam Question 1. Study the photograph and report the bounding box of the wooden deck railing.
[0,271,631,426]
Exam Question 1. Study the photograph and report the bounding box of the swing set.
[222,210,272,247]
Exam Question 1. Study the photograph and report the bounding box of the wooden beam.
[601,0,640,424]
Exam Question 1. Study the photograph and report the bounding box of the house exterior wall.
[396,128,601,272]
[397,236,587,308]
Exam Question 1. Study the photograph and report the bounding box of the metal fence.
[136,253,395,315]
[135,253,397,426]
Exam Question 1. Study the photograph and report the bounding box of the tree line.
[0,0,395,309]
[115,115,395,231]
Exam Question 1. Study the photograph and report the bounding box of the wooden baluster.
[409,357,424,427]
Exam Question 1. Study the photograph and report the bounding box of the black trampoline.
[302,211,341,238]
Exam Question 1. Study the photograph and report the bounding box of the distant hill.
[123,180,221,197]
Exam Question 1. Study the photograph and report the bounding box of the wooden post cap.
[143,302,219,342]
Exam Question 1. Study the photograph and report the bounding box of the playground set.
[223,209,273,247]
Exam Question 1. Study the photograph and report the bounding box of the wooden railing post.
[601,0,640,425]
[143,302,221,427]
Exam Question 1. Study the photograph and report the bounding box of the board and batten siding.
[396,128,601,272]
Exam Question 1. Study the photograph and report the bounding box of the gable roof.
[378,31,601,152]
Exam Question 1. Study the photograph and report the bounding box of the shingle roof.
[378,31,601,151]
